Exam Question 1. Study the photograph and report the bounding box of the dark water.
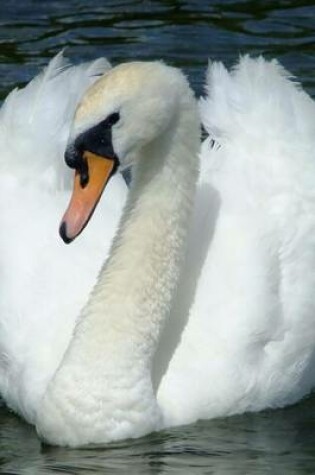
[0,1,315,473]
[0,0,315,101]
[0,396,314,474]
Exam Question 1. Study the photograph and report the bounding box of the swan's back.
[0,55,127,423]
[158,57,315,425]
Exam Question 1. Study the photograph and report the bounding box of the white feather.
[1,55,314,446]
[158,56,315,424]
[0,54,126,423]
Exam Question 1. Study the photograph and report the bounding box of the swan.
[35,56,315,447]
[1,55,315,447]
[0,53,127,424]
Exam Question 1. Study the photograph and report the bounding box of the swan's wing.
[158,56,315,426]
[0,52,111,189]
[0,55,127,423]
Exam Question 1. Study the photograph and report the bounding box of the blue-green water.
[1,0,314,100]
[0,396,314,474]
[0,1,315,473]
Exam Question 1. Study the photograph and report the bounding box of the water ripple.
[0,0,314,100]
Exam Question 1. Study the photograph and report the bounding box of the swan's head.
[60,61,196,243]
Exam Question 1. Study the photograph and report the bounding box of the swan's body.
[157,58,315,424]
[0,54,127,424]
[0,55,314,447]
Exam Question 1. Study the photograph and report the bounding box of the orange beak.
[60,151,115,243]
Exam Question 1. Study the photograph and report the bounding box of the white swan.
[1,55,315,447]
[0,54,127,424]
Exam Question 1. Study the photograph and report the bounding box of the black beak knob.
[65,144,84,169]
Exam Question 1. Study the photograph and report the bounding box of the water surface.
[1,0,314,100]
[0,396,314,474]
[0,1,315,473]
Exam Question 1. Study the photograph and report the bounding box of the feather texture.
[0,54,126,423]
[0,55,314,446]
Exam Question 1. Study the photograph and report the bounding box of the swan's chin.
[60,151,116,243]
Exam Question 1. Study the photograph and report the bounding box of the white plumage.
[0,54,127,424]
[0,55,314,446]
[158,56,315,424]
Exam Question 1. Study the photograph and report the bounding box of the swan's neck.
[36,99,200,447]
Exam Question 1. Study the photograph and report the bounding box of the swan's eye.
[69,112,120,166]
[106,112,120,127]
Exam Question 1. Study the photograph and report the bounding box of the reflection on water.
[1,396,314,474]
[0,1,315,473]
